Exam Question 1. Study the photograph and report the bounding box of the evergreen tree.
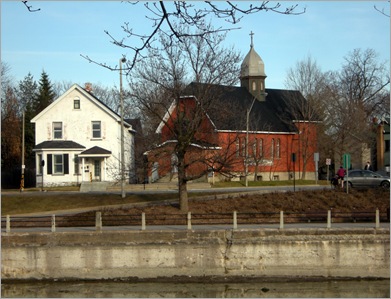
[16,72,37,114]
[33,70,55,114]
[16,73,39,169]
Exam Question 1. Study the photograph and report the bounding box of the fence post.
[279,211,284,229]
[375,208,380,229]
[141,212,146,231]
[233,211,237,229]
[327,210,331,228]
[187,212,192,230]
[95,212,102,231]
[51,214,56,232]
[6,215,10,233]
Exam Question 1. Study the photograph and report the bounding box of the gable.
[155,96,217,135]
[31,84,124,125]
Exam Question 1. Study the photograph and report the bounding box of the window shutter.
[64,154,69,174]
[47,154,52,174]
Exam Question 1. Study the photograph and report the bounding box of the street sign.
[326,158,331,165]
[343,153,351,170]
[314,152,319,161]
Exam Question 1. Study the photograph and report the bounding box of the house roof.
[33,140,86,151]
[182,82,317,133]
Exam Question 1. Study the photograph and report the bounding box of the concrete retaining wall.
[2,228,389,280]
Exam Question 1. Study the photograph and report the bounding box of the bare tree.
[130,29,242,211]
[324,49,390,168]
[81,1,304,73]
[284,55,330,179]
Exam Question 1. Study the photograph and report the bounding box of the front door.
[94,160,101,181]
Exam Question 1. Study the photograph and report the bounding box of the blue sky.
[1,1,389,89]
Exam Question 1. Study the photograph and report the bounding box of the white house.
[31,83,136,187]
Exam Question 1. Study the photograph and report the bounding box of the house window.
[92,121,101,138]
[53,122,62,139]
[53,154,63,174]
[74,97,80,109]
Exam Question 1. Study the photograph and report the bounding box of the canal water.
[1,279,389,298]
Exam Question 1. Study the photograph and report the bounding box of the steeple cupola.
[240,32,267,101]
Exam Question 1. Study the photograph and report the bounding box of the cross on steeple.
[250,31,254,48]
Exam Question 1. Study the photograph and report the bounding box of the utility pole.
[245,97,256,187]
[120,57,126,198]
[20,111,25,192]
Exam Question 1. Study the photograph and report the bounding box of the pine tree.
[17,73,39,169]
[33,70,55,115]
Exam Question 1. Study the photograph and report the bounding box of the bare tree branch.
[22,1,41,12]
[81,1,303,74]
[374,2,390,17]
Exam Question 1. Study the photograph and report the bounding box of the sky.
[1,1,390,90]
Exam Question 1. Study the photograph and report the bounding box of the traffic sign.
[343,153,351,170]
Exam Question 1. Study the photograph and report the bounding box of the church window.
[271,138,275,158]
[235,138,240,157]
[259,139,263,157]
[276,138,280,158]
[242,137,246,156]
[252,81,256,91]
[252,138,257,156]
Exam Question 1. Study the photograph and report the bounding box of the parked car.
[344,170,390,190]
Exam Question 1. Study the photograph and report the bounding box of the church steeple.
[240,31,267,101]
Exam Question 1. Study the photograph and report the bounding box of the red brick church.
[146,36,319,183]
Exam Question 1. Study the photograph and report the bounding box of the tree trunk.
[177,151,189,212]
[178,179,188,212]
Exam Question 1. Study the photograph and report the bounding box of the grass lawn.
[1,180,326,216]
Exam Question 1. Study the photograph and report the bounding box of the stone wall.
[2,228,389,280]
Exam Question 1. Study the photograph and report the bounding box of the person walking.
[364,161,372,171]
[336,166,346,188]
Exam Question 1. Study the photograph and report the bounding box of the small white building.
[31,84,136,187]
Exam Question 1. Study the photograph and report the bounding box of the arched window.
[235,138,240,157]
[73,97,80,109]
[242,137,246,156]
[252,138,257,156]
[252,81,256,91]
[259,138,263,157]
[271,138,275,158]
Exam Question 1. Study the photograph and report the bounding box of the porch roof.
[78,146,112,158]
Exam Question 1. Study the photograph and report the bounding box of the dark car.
[344,169,390,190]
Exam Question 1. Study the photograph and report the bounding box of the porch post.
[104,157,107,181]
[82,158,85,182]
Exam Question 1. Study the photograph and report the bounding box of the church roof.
[182,82,316,133]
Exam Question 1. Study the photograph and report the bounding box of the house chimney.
[85,82,93,93]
